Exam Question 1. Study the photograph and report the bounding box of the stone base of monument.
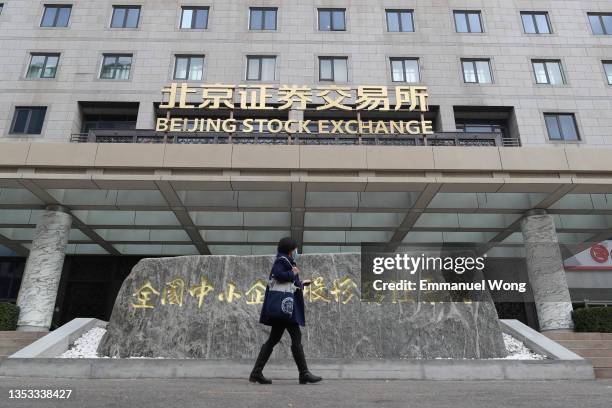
[0,319,595,380]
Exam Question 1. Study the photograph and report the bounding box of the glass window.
[246,56,276,81]
[462,59,492,83]
[532,60,564,85]
[100,54,133,79]
[544,113,579,141]
[386,9,414,32]
[521,12,551,34]
[41,5,71,27]
[603,61,612,84]
[180,6,208,29]
[249,7,277,30]
[174,55,204,81]
[390,58,420,83]
[10,107,47,134]
[0,4,4,15]
[318,8,345,31]
[111,6,140,28]
[589,13,612,35]
[454,11,482,33]
[318,57,347,82]
[26,53,59,78]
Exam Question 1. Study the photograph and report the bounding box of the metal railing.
[70,129,521,147]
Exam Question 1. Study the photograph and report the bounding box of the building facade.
[1,1,612,332]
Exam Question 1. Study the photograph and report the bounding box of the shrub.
[572,307,612,333]
[0,303,20,331]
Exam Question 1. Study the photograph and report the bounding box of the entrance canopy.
[1,142,611,257]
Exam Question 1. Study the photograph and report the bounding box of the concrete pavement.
[1,377,611,408]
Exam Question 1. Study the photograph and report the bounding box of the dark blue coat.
[259,253,306,327]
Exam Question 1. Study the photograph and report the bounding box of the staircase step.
[545,332,612,341]
[595,368,612,379]
[574,348,612,358]
[589,357,612,368]
[555,340,612,349]
[0,338,46,347]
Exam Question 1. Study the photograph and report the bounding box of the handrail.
[70,129,521,147]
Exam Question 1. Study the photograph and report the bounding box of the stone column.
[520,209,573,331]
[16,206,72,332]
[136,100,155,129]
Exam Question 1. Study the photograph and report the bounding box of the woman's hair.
[277,237,298,254]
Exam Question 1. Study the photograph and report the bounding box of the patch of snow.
[59,327,108,358]
[501,333,546,360]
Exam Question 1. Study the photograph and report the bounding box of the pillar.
[436,104,456,132]
[136,100,155,129]
[520,209,573,331]
[16,206,72,331]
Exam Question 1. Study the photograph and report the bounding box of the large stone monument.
[98,254,507,359]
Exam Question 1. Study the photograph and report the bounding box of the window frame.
[520,11,552,34]
[318,56,348,82]
[180,6,209,29]
[588,13,612,35]
[249,7,277,30]
[385,9,414,32]
[531,59,565,85]
[99,53,133,80]
[544,113,580,141]
[110,5,141,29]
[318,8,346,31]
[9,107,47,135]
[603,61,612,85]
[461,59,492,84]
[26,53,60,79]
[173,55,205,81]
[40,4,72,27]
[246,55,277,81]
[454,10,483,33]
[389,57,420,83]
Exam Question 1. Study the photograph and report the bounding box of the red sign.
[589,244,610,263]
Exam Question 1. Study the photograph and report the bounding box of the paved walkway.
[1,377,611,408]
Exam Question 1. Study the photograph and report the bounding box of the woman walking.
[249,237,322,385]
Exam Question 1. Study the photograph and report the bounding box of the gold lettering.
[155,118,169,132]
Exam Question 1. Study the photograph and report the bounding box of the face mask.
[292,248,299,260]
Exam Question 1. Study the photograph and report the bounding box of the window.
[100,54,132,79]
[318,8,345,31]
[454,11,482,33]
[532,60,564,85]
[41,5,71,27]
[246,56,276,81]
[319,57,348,82]
[111,6,140,28]
[462,59,492,83]
[249,7,277,30]
[174,55,204,80]
[386,9,414,32]
[10,107,47,134]
[26,53,59,79]
[180,6,208,29]
[521,11,551,34]
[589,13,612,35]
[390,58,420,83]
[0,4,3,15]
[544,113,579,141]
[603,61,612,84]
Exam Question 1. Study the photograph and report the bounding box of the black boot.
[249,342,273,384]
[291,344,322,384]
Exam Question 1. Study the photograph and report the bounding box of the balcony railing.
[70,129,521,147]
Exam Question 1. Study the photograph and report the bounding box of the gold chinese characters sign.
[156,83,434,135]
